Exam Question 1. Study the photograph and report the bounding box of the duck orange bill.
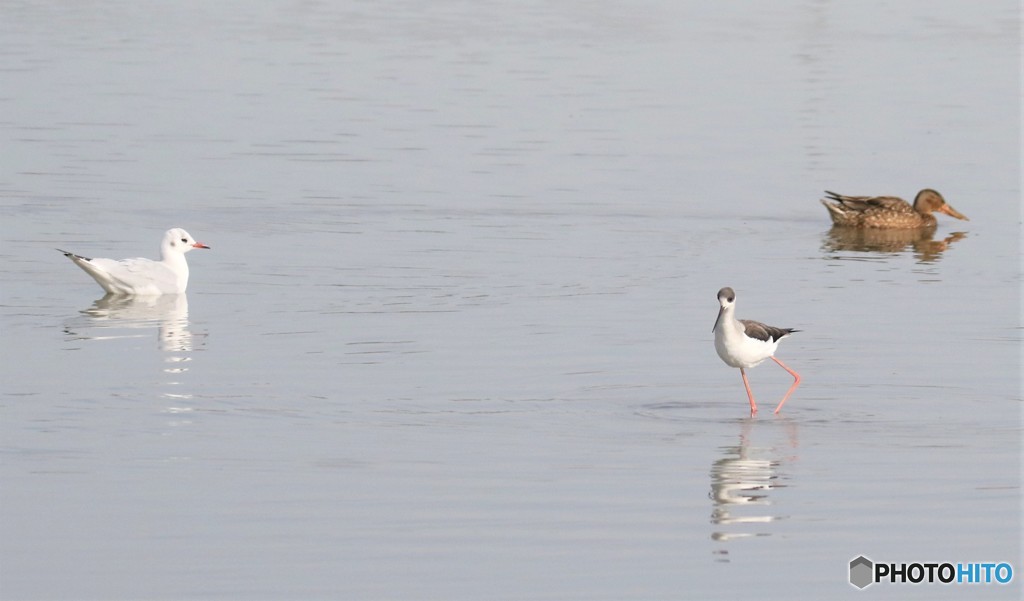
[193,242,211,249]
[939,204,969,221]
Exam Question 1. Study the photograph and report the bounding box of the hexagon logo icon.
[849,555,874,589]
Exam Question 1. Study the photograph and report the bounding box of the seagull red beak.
[193,242,211,249]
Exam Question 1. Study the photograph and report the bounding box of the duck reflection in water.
[822,226,968,264]
[709,419,799,563]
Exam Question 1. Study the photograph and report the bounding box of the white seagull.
[712,287,801,416]
[58,228,210,296]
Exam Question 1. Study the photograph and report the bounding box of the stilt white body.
[714,312,781,369]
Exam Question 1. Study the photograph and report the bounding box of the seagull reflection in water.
[69,294,198,353]
[64,294,203,405]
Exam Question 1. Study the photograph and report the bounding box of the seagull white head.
[162,228,210,258]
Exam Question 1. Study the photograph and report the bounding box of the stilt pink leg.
[740,368,757,416]
[771,356,801,414]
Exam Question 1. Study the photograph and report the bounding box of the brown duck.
[820,189,969,229]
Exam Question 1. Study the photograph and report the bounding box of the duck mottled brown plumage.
[819,189,969,229]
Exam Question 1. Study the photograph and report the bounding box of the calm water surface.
[1,1,1020,600]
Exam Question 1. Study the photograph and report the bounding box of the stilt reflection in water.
[710,419,799,562]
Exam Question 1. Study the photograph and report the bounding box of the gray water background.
[1,1,1020,599]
